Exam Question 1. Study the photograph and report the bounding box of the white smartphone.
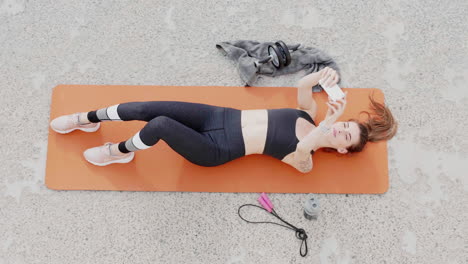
[318,79,345,101]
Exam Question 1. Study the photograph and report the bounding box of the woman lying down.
[50,67,398,172]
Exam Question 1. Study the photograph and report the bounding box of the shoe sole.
[52,123,101,134]
[84,152,135,166]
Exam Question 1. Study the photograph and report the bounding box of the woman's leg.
[53,101,225,135]
[115,115,228,166]
[84,101,224,132]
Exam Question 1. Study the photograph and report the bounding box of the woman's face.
[328,121,361,151]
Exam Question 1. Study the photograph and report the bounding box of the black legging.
[87,101,245,167]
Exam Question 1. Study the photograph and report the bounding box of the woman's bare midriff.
[241,109,268,155]
[241,109,317,157]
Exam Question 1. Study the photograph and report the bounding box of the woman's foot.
[83,142,134,166]
[50,113,100,134]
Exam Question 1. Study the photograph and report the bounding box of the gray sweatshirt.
[216,40,341,91]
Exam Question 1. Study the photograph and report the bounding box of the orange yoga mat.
[46,85,388,194]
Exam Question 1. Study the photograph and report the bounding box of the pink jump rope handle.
[258,196,272,212]
[261,192,274,210]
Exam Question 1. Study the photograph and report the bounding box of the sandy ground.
[1,0,467,263]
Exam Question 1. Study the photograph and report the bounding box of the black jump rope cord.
[237,204,308,257]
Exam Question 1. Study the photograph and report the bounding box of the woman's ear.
[337,148,348,154]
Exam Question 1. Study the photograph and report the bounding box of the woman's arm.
[288,68,342,173]
[290,93,347,173]
[297,72,320,112]
[297,67,338,118]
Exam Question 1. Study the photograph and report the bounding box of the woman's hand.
[319,67,340,88]
[297,66,339,88]
[321,92,348,127]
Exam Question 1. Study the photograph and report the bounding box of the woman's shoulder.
[295,107,316,125]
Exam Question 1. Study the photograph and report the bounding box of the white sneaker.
[50,113,100,134]
[83,142,135,166]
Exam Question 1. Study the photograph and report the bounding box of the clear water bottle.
[303,195,320,220]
